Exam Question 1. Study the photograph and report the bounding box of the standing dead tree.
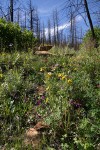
[64,0,100,47]
[0,2,10,20]
[55,9,59,45]
[84,0,95,40]
[29,0,34,32]
[52,10,56,45]
[52,9,60,46]
[42,22,46,46]
[10,0,13,22]
[47,18,52,45]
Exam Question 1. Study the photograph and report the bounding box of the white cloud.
[45,15,82,37]
[76,15,82,21]
[58,22,71,30]
[45,22,70,36]
[44,23,69,38]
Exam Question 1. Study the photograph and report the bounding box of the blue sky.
[1,0,100,38]
[27,0,86,37]
[24,0,100,36]
[20,0,67,24]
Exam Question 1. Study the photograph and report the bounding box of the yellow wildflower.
[63,63,65,66]
[0,74,3,78]
[67,79,72,84]
[58,73,62,78]
[40,68,42,71]
[40,67,44,72]
[61,75,66,80]
[46,72,52,78]
[45,98,49,103]
[51,67,56,71]
[46,86,49,91]
[48,72,52,75]
[58,73,66,80]
[74,68,77,71]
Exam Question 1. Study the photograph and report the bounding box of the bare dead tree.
[67,2,78,49]
[42,22,46,46]
[84,0,95,40]
[0,5,8,20]
[36,17,41,41]
[29,0,34,31]
[27,1,40,36]
[64,0,99,46]
[33,8,41,41]
[70,7,74,47]
[47,18,52,45]
[59,30,63,46]
[17,7,20,24]
[10,0,14,22]
[55,9,59,45]
[7,6,10,21]
[24,11,27,28]
[0,1,20,22]
[52,10,56,45]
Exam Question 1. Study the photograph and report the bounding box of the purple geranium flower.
[41,95,45,100]
[36,100,41,105]
[69,99,82,108]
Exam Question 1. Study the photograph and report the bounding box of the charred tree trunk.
[42,22,45,46]
[53,11,56,45]
[29,0,34,32]
[55,9,59,45]
[17,7,20,24]
[48,19,51,45]
[10,0,13,22]
[30,9,33,31]
[25,11,27,29]
[84,0,95,40]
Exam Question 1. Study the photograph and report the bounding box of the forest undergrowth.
[0,47,100,150]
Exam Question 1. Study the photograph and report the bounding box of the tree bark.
[48,19,51,45]
[84,0,95,40]
[52,10,56,45]
[29,0,33,31]
[10,0,13,22]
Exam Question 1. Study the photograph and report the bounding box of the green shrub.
[0,19,38,52]
[82,27,100,49]
[0,47,100,149]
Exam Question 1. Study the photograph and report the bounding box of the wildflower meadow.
[0,46,100,149]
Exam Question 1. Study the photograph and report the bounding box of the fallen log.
[38,45,53,51]
[35,51,52,56]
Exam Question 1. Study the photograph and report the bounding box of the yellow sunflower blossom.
[46,86,49,91]
[0,74,3,78]
[47,72,52,78]
[74,68,77,71]
[67,79,72,84]
[61,75,66,80]
[40,67,44,72]
[58,73,62,78]
[45,98,49,103]
[58,73,66,80]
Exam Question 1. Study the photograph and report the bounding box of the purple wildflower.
[41,95,45,100]
[69,99,82,108]
[36,100,41,105]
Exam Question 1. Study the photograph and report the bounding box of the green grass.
[50,46,76,56]
[0,47,100,149]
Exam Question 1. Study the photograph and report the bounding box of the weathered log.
[38,45,53,51]
[35,51,52,56]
